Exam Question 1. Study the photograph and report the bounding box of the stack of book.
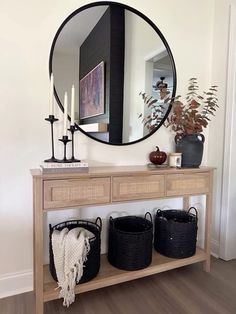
[40,162,89,173]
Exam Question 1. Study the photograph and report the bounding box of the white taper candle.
[49,73,54,115]
[71,85,75,125]
[63,92,68,136]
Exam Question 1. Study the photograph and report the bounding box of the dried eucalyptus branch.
[139,79,218,135]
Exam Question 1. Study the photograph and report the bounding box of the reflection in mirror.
[50,2,176,145]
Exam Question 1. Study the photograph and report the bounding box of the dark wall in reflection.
[79,6,125,143]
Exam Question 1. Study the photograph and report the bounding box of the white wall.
[53,50,79,116]
[123,10,164,142]
[0,0,218,298]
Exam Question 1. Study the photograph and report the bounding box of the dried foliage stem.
[139,78,218,136]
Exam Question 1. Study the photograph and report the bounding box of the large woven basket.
[154,208,198,258]
[108,213,153,271]
[49,218,102,284]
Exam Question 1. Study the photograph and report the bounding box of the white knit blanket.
[52,227,94,307]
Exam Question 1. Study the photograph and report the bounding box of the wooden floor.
[1,258,236,314]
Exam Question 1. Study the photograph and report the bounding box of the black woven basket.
[154,207,198,258]
[49,217,102,284]
[108,213,153,271]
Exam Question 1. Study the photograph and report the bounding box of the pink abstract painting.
[80,61,104,119]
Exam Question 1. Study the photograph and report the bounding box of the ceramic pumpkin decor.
[149,146,167,165]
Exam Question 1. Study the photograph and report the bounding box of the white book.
[40,167,89,173]
[41,161,88,169]
[40,165,89,174]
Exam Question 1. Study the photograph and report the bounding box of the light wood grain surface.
[43,249,206,302]
[31,165,215,179]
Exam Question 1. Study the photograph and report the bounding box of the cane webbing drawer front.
[44,177,111,209]
[166,173,210,196]
[112,175,165,201]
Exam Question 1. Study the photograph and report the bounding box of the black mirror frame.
[49,1,177,146]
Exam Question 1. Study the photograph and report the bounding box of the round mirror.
[49,1,176,145]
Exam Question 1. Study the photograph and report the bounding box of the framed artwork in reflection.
[79,61,105,119]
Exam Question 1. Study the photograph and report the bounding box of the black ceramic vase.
[175,134,205,168]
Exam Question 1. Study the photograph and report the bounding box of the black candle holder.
[58,135,72,163]
[44,115,59,163]
[68,125,81,162]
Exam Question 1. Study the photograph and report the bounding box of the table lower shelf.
[43,248,207,302]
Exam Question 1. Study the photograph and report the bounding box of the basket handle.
[156,209,163,217]
[95,217,102,230]
[145,212,152,222]
[188,207,198,219]
[109,216,114,227]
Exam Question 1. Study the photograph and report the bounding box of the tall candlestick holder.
[58,135,72,163]
[44,115,59,162]
[68,125,81,162]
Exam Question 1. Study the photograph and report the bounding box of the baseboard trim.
[0,269,33,299]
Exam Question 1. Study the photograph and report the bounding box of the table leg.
[34,177,44,314]
[203,171,213,272]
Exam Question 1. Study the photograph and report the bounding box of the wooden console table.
[31,165,214,314]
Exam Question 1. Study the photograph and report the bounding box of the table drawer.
[166,173,210,196]
[44,177,111,209]
[112,175,165,202]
